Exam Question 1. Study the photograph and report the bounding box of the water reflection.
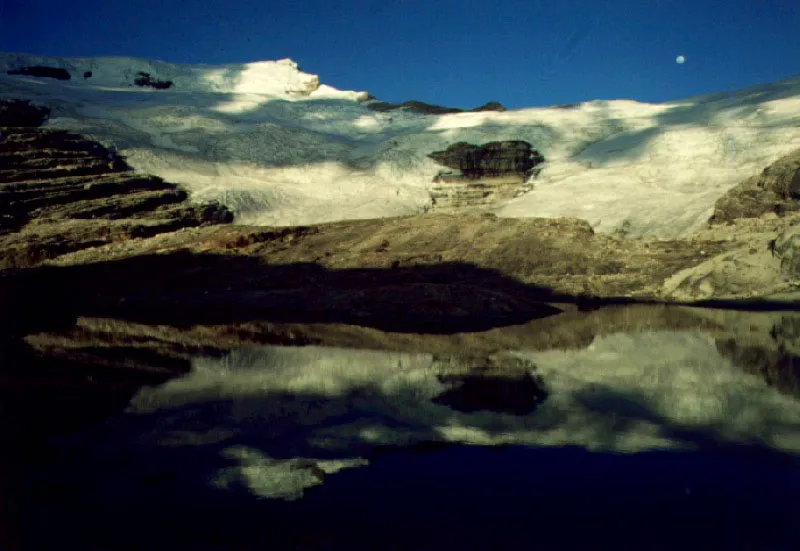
[48,328,800,503]
[11,305,800,549]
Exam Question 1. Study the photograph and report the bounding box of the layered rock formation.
[426,141,543,210]
[428,178,534,212]
[0,103,232,268]
[429,141,545,180]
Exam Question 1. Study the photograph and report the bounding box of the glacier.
[1,52,799,238]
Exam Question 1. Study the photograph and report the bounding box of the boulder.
[715,338,800,398]
[432,357,547,415]
[471,101,506,112]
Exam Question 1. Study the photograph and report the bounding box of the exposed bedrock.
[0,99,50,127]
[366,99,507,115]
[429,140,545,180]
[0,99,232,267]
[6,65,71,81]
[710,148,800,224]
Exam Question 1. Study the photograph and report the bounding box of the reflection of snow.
[100,332,800,500]
[153,334,800,454]
[211,446,367,500]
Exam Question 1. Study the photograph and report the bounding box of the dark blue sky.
[1,0,798,109]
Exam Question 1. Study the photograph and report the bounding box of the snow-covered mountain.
[1,52,799,238]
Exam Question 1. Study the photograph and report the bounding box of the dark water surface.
[5,305,800,550]
[13,445,800,550]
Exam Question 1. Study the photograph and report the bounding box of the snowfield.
[1,52,799,238]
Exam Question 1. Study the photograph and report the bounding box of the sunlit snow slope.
[1,52,799,238]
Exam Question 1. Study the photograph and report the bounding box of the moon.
[676,55,686,64]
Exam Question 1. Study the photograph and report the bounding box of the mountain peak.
[0,52,366,99]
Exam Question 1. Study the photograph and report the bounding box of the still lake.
[6,304,800,550]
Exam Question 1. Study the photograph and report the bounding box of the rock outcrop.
[710,148,800,224]
[367,99,507,115]
[473,101,507,112]
[429,178,534,212]
[7,65,71,80]
[429,141,545,180]
[0,99,50,127]
[133,71,174,89]
[0,104,231,268]
[658,149,800,300]
[774,226,800,278]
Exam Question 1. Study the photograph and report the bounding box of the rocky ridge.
[0,101,232,268]
[366,99,507,115]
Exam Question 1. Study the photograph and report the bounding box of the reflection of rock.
[774,227,800,277]
[0,338,188,448]
[433,368,547,415]
[21,304,737,376]
[715,338,800,397]
[7,65,71,80]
